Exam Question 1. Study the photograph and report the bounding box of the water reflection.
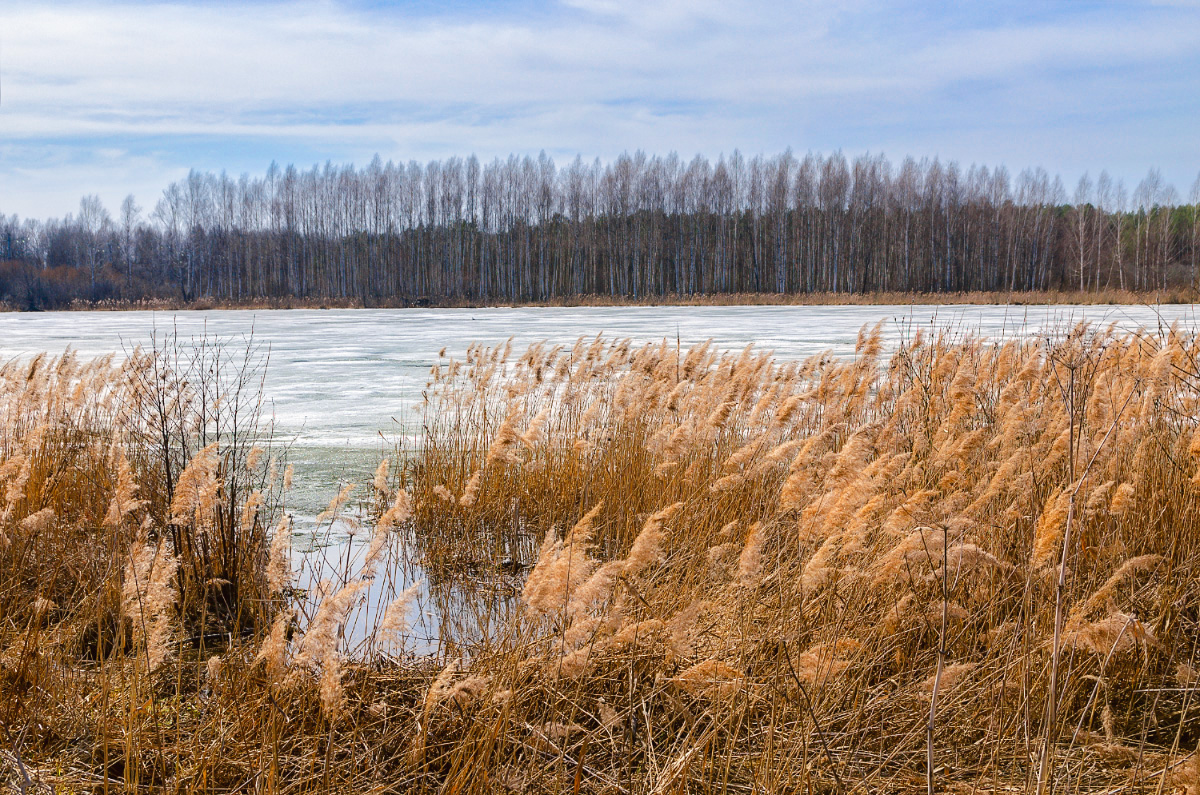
[292,515,523,658]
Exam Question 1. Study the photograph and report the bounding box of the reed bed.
[24,286,1200,313]
[2,324,1200,793]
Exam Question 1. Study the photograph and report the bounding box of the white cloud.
[0,0,1197,217]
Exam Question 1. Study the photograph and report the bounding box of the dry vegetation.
[2,323,1200,793]
[5,286,1198,312]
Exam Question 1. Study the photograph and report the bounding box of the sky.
[1,0,1199,219]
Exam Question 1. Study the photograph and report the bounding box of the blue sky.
[1,0,1199,218]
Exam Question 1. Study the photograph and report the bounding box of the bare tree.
[77,194,111,295]
[1093,172,1112,290]
[1191,172,1200,289]
[1070,174,1093,291]
[120,194,141,287]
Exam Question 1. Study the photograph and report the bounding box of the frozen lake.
[4,302,1198,520]
[4,303,1196,449]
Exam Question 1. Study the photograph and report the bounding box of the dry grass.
[2,287,1196,313]
[3,324,1200,793]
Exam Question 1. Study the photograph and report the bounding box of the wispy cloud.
[1,0,1198,217]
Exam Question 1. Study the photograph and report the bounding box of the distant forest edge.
[2,151,1199,309]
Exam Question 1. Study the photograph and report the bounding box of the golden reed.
[2,324,1200,792]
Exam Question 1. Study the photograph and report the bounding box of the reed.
[21,286,1200,313]
[2,323,1200,793]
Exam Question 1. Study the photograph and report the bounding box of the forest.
[2,150,1199,308]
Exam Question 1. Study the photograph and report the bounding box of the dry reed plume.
[2,323,1200,793]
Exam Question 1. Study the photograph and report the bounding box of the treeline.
[2,151,1199,308]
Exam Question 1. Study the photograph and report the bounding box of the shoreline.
[4,288,1197,313]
